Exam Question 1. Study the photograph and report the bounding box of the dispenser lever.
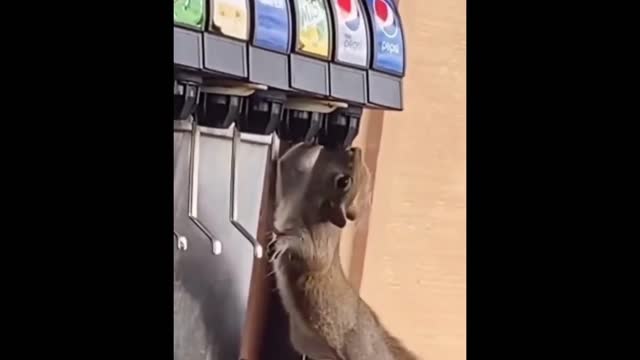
[188,122,223,255]
[229,125,264,259]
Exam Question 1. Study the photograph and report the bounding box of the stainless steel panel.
[174,123,270,360]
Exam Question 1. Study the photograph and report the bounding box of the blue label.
[253,0,291,54]
[365,0,404,75]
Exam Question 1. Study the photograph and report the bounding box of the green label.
[174,0,205,30]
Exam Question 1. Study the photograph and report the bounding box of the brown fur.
[272,144,419,360]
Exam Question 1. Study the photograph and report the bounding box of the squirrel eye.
[335,174,352,191]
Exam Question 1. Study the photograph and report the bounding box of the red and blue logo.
[337,0,361,32]
[373,0,398,38]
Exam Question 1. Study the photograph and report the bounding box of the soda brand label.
[293,0,331,59]
[366,0,404,75]
[253,0,291,53]
[332,0,369,67]
[174,0,205,30]
[210,0,250,40]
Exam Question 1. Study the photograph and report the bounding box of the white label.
[333,0,368,67]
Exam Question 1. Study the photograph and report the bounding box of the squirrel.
[271,143,419,360]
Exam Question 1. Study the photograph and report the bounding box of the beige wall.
[358,1,466,359]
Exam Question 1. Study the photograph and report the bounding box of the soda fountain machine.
[173,0,406,358]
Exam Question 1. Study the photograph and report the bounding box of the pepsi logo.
[337,0,361,32]
[373,0,398,38]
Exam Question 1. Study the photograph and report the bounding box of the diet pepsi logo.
[373,0,398,38]
[337,0,361,32]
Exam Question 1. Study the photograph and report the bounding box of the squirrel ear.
[322,201,347,228]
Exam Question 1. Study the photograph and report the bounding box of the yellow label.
[296,0,330,58]
[212,0,249,40]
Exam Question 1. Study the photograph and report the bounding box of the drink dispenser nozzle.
[318,106,363,149]
[197,93,244,129]
[278,97,349,144]
[174,80,200,121]
[278,110,325,144]
[237,91,287,135]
